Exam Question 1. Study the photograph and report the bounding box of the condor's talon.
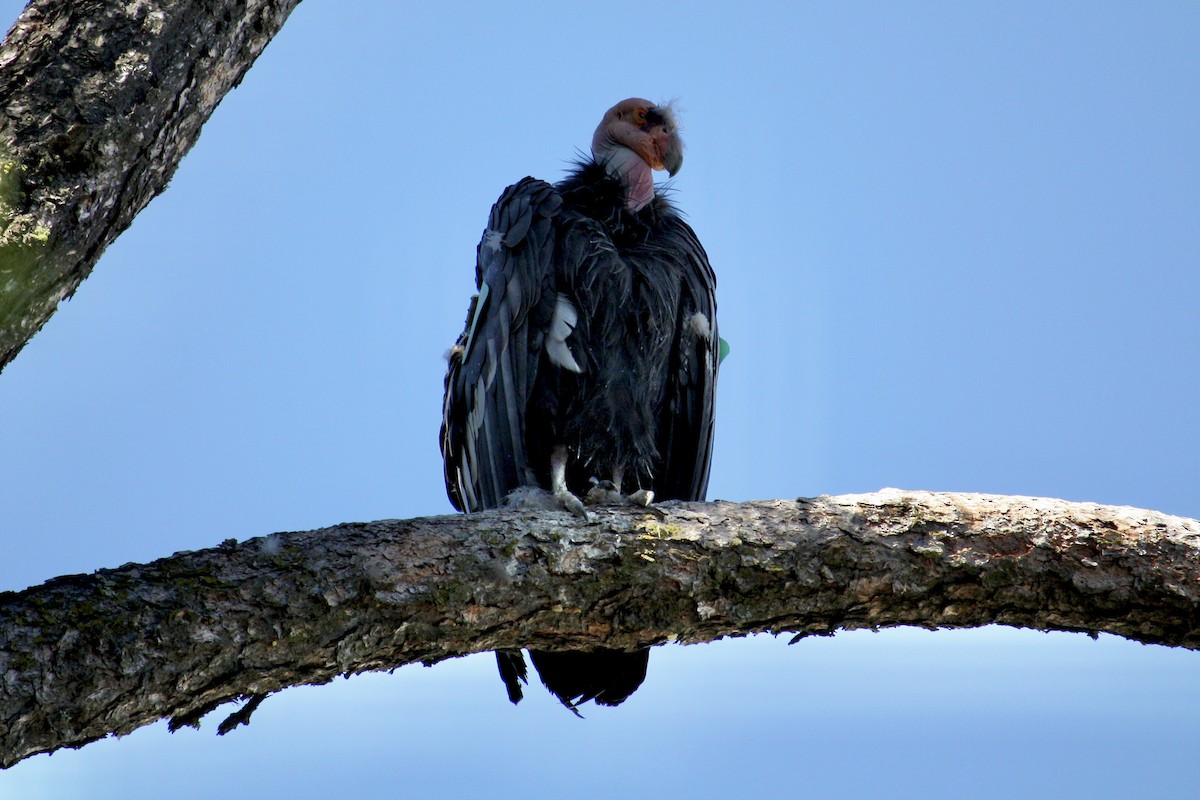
[628,488,654,507]
[558,491,589,520]
[551,445,589,519]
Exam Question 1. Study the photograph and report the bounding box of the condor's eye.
[632,107,647,126]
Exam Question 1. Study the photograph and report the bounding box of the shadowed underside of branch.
[2,489,1199,767]
[0,0,302,371]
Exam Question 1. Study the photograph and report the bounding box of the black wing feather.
[441,178,562,511]
[654,214,719,502]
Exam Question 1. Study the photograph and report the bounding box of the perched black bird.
[440,98,720,712]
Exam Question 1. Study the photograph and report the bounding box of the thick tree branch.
[3,489,1199,767]
[0,0,301,371]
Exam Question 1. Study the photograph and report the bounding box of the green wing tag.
[718,336,730,365]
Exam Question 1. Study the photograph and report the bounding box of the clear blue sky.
[3,2,1199,797]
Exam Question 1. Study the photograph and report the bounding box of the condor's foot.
[555,489,589,519]
[550,445,589,520]
[585,478,655,508]
[584,479,620,505]
[502,486,588,519]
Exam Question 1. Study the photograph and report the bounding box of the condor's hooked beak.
[660,127,683,177]
[593,98,684,177]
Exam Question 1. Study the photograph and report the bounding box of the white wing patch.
[483,229,504,253]
[547,293,583,373]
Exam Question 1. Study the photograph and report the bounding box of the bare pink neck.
[597,146,654,212]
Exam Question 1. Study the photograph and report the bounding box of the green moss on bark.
[0,156,53,347]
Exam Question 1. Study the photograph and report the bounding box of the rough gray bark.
[0,0,302,371]
[3,489,1199,768]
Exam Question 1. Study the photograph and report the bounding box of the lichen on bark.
[0,154,53,347]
